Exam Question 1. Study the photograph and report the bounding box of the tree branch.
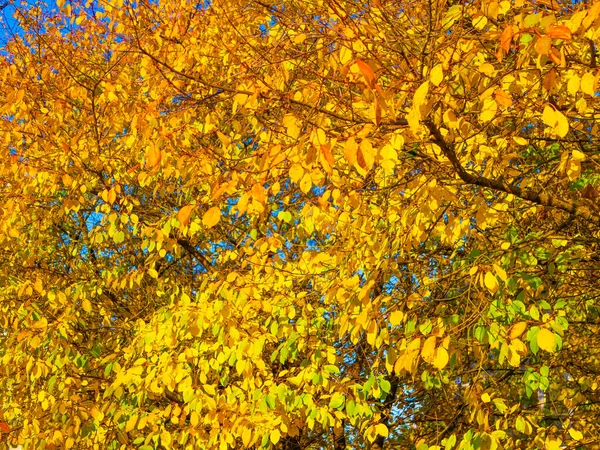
[424,120,600,225]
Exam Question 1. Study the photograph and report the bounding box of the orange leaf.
[547,25,572,40]
[319,144,334,174]
[0,421,10,433]
[177,204,194,227]
[500,25,515,51]
[202,206,221,228]
[549,47,563,65]
[146,144,161,168]
[535,36,552,55]
[355,59,376,86]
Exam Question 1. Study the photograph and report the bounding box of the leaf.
[542,105,556,127]
[289,163,304,183]
[569,428,583,441]
[355,59,376,86]
[484,272,499,294]
[430,64,444,86]
[202,207,221,228]
[581,72,596,96]
[82,299,92,313]
[547,25,572,40]
[125,414,138,432]
[329,392,345,410]
[433,347,449,370]
[554,110,569,138]
[421,336,436,362]
[178,204,194,227]
[535,36,552,55]
[413,80,430,108]
[390,310,403,326]
[500,25,515,51]
[537,328,556,352]
[375,423,388,437]
[510,322,527,340]
[270,429,281,445]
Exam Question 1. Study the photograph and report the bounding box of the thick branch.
[424,120,600,225]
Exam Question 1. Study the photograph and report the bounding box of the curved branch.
[424,120,600,225]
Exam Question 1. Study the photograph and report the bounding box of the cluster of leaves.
[1,0,600,449]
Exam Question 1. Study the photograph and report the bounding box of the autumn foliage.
[1,0,600,448]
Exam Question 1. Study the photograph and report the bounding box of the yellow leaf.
[125,414,138,432]
[242,428,252,446]
[513,136,528,146]
[554,110,569,138]
[537,328,556,352]
[430,64,444,86]
[581,72,596,96]
[481,392,491,403]
[568,428,583,441]
[433,347,449,369]
[375,423,388,437]
[34,278,44,294]
[480,98,497,122]
[542,105,556,127]
[270,428,281,445]
[177,204,194,227]
[190,411,199,427]
[300,173,312,194]
[493,264,507,282]
[82,299,92,313]
[510,322,527,340]
[413,80,430,108]
[567,75,580,96]
[421,336,436,362]
[484,272,499,294]
[572,149,586,162]
[289,163,304,183]
[344,137,358,166]
[202,207,221,228]
[390,310,403,326]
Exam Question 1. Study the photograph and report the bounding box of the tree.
[1,0,600,448]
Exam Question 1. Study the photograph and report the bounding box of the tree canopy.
[1,0,600,448]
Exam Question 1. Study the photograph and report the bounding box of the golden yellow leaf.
[82,299,92,313]
[289,163,304,183]
[430,64,444,86]
[202,207,221,228]
[375,423,388,437]
[554,110,569,138]
[390,310,403,326]
[270,429,281,445]
[413,80,430,108]
[510,322,527,340]
[344,137,358,166]
[421,336,436,362]
[125,414,138,432]
[177,204,194,227]
[433,347,449,370]
[542,105,556,127]
[484,272,499,293]
[569,428,583,441]
[537,328,556,352]
[567,74,580,96]
[581,72,596,96]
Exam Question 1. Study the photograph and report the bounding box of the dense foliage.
[1,0,600,448]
